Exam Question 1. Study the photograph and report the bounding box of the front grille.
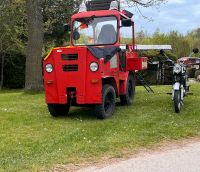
[61,54,78,61]
[63,65,78,72]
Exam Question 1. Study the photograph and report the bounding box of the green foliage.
[136,29,191,58]
[138,50,176,85]
[186,28,200,56]
[0,0,26,54]
[187,68,196,78]
[195,70,200,79]
[0,0,26,89]
[3,53,26,88]
[139,50,177,61]
[42,0,82,50]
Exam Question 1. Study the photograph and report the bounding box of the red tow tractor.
[43,0,147,119]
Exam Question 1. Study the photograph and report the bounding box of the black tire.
[174,90,181,113]
[120,74,135,105]
[94,84,116,119]
[47,104,70,117]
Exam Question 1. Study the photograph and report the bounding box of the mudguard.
[173,82,180,90]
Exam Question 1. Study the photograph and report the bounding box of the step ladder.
[136,72,154,93]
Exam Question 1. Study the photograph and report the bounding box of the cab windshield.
[72,16,118,46]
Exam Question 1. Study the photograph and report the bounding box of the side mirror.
[122,10,134,18]
[73,31,80,41]
[64,24,71,32]
[121,19,132,27]
[193,48,199,54]
[160,49,165,56]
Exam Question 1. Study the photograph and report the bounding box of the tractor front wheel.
[47,104,70,117]
[94,84,116,119]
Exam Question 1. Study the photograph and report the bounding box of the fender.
[102,76,119,97]
[119,71,135,96]
[173,82,180,90]
[172,82,180,100]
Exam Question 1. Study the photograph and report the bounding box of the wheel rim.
[104,92,114,113]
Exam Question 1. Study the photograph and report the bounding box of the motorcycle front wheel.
[174,90,181,113]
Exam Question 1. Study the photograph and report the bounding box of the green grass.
[0,84,200,171]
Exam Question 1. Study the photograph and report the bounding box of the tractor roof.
[72,10,121,20]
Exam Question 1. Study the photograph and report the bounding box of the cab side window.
[120,26,132,45]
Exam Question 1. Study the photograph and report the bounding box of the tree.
[25,0,44,91]
[186,28,200,54]
[42,0,81,47]
[124,0,166,7]
[25,0,82,91]
[0,0,25,89]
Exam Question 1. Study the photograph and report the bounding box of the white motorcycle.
[172,48,199,113]
[172,62,188,113]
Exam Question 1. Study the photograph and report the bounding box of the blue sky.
[126,0,200,35]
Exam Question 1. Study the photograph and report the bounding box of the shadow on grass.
[52,100,125,121]
[68,107,97,120]
[49,107,98,121]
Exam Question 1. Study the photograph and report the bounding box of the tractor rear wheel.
[48,104,70,117]
[120,74,135,105]
[94,84,116,119]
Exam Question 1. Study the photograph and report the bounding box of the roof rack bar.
[86,0,120,11]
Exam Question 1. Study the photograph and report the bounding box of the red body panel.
[126,55,148,71]
[44,47,103,104]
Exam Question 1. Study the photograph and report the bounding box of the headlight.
[90,62,98,72]
[46,64,53,73]
[173,64,181,74]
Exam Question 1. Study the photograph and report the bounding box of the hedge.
[0,53,26,89]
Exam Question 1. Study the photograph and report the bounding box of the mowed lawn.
[0,84,200,171]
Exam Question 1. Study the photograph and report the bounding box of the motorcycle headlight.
[173,64,181,74]
[90,62,98,72]
[46,64,53,73]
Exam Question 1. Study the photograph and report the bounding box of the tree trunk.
[0,55,5,90]
[25,0,44,91]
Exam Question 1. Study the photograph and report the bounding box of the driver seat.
[97,24,117,44]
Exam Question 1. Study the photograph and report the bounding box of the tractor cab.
[72,15,118,46]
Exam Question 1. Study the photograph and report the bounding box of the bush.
[187,68,196,78]
[1,53,26,89]
[137,50,176,85]
[195,70,200,79]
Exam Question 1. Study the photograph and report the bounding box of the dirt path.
[76,140,200,172]
[53,138,200,172]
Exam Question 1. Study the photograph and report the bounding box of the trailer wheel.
[120,74,135,105]
[94,84,116,119]
[47,104,70,117]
